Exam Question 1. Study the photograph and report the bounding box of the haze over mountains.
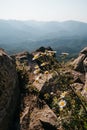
[0,19,87,56]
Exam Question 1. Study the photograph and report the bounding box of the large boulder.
[71,47,87,101]
[0,49,19,130]
[29,105,57,130]
[81,58,87,100]
[73,54,86,72]
[80,47,87,55]
[72,47,87,72]
[83,57,87,71]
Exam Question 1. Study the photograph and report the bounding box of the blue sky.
[0,0,87,22]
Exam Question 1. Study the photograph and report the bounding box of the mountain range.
[0,19,87,57]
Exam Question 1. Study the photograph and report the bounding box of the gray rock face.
[0,49,19,130]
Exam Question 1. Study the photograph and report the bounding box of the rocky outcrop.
[0,49,19,130]
[1,46,87,130]
[13,48,58,130]
[14,47,87,130]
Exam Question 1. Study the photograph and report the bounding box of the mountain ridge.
[0,19,87,56]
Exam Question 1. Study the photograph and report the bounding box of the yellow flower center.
[58,100,66,108]
[60,101,65,106]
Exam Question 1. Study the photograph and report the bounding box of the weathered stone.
[29,105,57,130]
[0,49,19,130]
[72,47,87,101]
[12,51,33,65]
[72,47,87,72]
[40,76,59,95]
[83,57,87,72]
[73,54,86,72]
[72,71,85,84]
[72,83,83,92]
[81,72,87,101]
[80,47,87,55]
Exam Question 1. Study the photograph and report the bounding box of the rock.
[71,83,83,92]
[83,57,87,71]
[81,72,87,101]
[20,95,38,130]
[12,51,33,65]
[80,47,87,55]
[72,47,87,72]
[40,76,58,95]
[20,94,57,130]
[72,47,87,100]
[29,105,57,130]
[72,71,85,84]
[83,58,87,98]
[0,49,19,130]
[33,73,53,92]
[73,54,86,72]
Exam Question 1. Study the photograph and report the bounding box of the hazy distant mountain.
[0,19,87,56]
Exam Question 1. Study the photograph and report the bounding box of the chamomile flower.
[61,52,69,56]
[35,77,39,83]
[41,62,48,67]
[33,69,40,74]
[32,53,40,60]
[50,92,54,95]
[34,65,39,69]
[58,99,66,108]
[44,71,49,74]
[60,91,67,98]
